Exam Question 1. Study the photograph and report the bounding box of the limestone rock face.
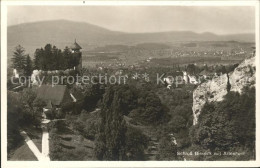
[229,57,256,93]
[192,74,229,125]
[192,56,256,125]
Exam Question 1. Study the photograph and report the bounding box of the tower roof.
[70,39,82,50]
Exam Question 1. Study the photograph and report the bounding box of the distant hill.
[8,20,255,48]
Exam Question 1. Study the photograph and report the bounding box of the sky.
[7,6,255,34]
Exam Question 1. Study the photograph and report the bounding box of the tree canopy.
[190,86,255,158]
[34,44,81,70]
[12,45,27,74]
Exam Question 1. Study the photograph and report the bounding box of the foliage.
[95,85,127,160]
[12,45,26,74]
[128,88,168,125]
[82,83,105,111]
[24,55,33,77]
[19,88,44,128]
[157,135,178,160]
[156,87,193,149]
[215,65,227,74]
[190,87,255,159]
[7,91,23,154]
[112,84,138,115]
[125,127,149,160]
[7,88,47,156]
[186,64,196,74]
[49,120,95,161]
[34,44,81,70]
[11,45,33,77]
[70,112,101,140]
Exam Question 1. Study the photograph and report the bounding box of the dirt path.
[41,126,50,161]
[20,118,51,161]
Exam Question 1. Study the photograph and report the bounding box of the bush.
[7,92,23,155]
[128,90,169,125]
[157,135,178,160]
[125,127,149,160]
[190,87,255,159]
[71,112,100,140]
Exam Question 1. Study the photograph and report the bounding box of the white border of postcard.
[1,0,260,167]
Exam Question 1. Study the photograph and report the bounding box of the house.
[188,75,199,84]
[36,85,75,114]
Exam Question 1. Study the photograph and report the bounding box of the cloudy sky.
[8,6,255,34]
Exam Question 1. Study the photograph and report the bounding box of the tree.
[20,88,43,127]
[157,135,178,160]
[125,127,148,160]
[34,48,44,69]
[34,44,81,71]
[83,83,104,111]
[216,65,227,74]
[190,87,255,157]
[95,85,127,160]
[128,89,168,125]
[12,45,26,74]
[52,45,63,70]
[114,85,138,115]
[33,98,46,126]
[187,64,196,75]
[63,46,72,69]
[24,55,33,77]
[7,91,23,154]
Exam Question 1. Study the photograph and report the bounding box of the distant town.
[5,5,256,162]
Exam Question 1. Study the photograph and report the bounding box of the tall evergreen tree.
[24,55,33,77]
[44,44,53,70]
[95,85,127,160]
[34,44,76,70]
[63,46,72,69]
[34,48,44,70]
[12,45,26,74]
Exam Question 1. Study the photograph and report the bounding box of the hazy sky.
[8,6,255,34]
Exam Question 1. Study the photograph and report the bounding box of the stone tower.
[70,39,82,70]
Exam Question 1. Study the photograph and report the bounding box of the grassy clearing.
[8,125,42,160]
[23,126,42,152]
[9,142,38,161]
[49,120,96,160]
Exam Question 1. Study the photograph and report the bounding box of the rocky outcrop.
[229,57,256,93]
[192,56,256,125]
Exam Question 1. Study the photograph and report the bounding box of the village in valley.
[7,38,256,161]
[6,5,256,162]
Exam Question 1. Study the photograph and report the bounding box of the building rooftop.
[36,85,72,106]
[70,39,82,50]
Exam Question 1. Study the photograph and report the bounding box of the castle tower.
[70,39,82,70]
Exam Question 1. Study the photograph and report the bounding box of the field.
[9,143,38,161]
[48,119,96,161]
[7,41,255,68]
[9,126,42,161]
[81,41,254,67]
